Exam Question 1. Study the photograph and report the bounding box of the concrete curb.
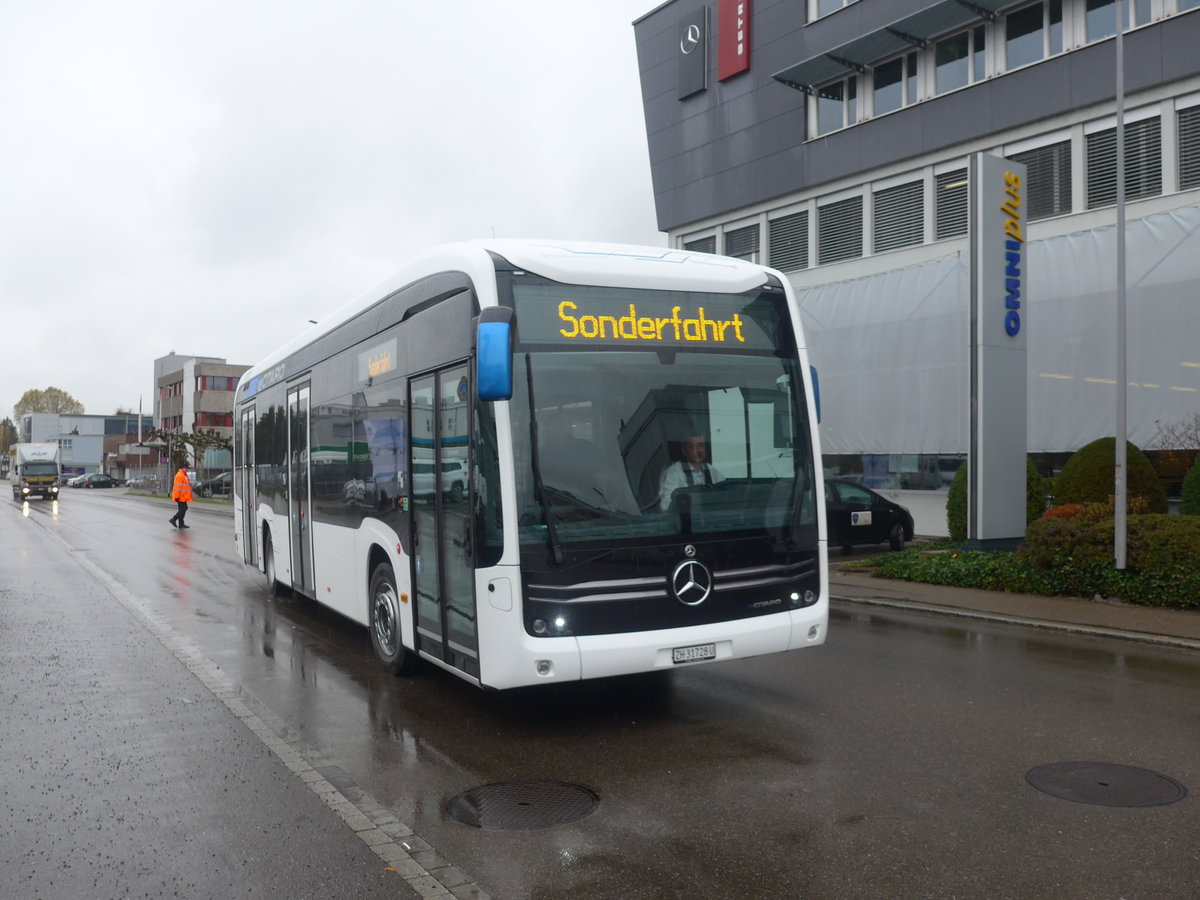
[831,592,1200,652]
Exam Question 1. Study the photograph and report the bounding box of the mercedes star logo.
[680,23,701,55]
[671,558,713,606]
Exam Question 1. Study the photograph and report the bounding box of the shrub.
[1020,516,1113,570]
[873,545,1200,608]
[1052,437,1167,513]
[1042,503,1089,520]
[1022,512,1200,576]
[1182,455,1200,516]
[1042,497,1146,523]
[946,466,967,542]
[946,459,1049,542]
[1124,514,1200,573]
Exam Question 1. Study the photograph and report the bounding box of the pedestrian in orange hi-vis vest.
[169,466,193,529]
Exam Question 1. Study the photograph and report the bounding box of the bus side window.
[473,398,504,567]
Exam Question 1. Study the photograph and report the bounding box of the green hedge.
[1022,511,1200,574]
[1182,456,1200,516]
[870,544,1200,608]
[1052,437,1167,513]
[868,507,1200,608]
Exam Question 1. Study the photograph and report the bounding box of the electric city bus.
[233,240,827,690]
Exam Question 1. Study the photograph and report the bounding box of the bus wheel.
[369,562,412,675]
[263,530,288,597]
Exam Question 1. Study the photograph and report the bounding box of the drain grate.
[1027,761,1187,807]
[447,781,598,830]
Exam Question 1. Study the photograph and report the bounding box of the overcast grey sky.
[0,1,662,419]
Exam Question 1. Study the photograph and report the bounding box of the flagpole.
[1114,0,1127,570]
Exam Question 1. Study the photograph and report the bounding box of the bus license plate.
[672,643,716,664]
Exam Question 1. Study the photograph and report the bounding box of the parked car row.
[69,473,121,489]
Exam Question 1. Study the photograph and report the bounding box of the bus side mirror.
[810,365,821,424]
[476,307,515,401]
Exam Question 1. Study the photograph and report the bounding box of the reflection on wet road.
[13,490,1200,899]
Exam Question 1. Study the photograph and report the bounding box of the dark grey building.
[633,1,1200,534]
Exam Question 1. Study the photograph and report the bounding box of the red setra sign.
[718,0,750,81]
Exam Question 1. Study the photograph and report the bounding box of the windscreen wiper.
[524,354,565,565]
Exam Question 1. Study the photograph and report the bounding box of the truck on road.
[9,443,62,501]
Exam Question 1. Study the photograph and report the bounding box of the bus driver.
[659,432,725,510]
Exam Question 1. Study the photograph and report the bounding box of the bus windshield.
[509,281,818,547]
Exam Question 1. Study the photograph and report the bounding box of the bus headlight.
[531,615,572,636]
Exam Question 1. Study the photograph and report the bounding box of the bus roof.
[239,239,783,387]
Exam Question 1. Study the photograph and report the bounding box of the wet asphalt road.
[3,489,1199,899]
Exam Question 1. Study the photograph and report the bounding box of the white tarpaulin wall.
[795,203,1200,455]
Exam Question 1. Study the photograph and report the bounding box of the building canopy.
[774,0,1013,93]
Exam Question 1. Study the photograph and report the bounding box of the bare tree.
[1149,411,1200,450]
[1149,412,1200,487]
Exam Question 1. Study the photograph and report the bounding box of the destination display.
[513,283,786,351]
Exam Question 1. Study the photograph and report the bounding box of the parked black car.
[197,471,233,498]
[825,479,915,552]
[74,473,119,489]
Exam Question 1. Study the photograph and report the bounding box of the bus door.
[239,406,257,567]
[287,384,314,596]
[409,364,478,678]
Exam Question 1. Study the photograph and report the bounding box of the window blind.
[873,180,924,252]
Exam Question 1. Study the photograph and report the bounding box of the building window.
[768,211,809,271]
[934,26,986,95]
[935,169,969,239]
[873,52,919,116]
[1085,0,1152,43]
[1005,1,1062,70]
[197,412,234,428]
[817,75,857,135]
[724,224,760,262]
[1086,116,1162,208]
[197,375,237,391]
[1180,106,1200,190]
[817,196,863,264]
[873,180,924,252]
[1181,0,1200,11]
[1010,140,1072,220]
[813,0,858,19]
[683,235,716,253]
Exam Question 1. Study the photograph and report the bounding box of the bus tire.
[369,562,413,675]
[263,529,288,597]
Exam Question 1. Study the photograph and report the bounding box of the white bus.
[233,240,827,690]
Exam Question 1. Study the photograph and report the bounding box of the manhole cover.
[1027,761,1187,807]
[447,781,598,830]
